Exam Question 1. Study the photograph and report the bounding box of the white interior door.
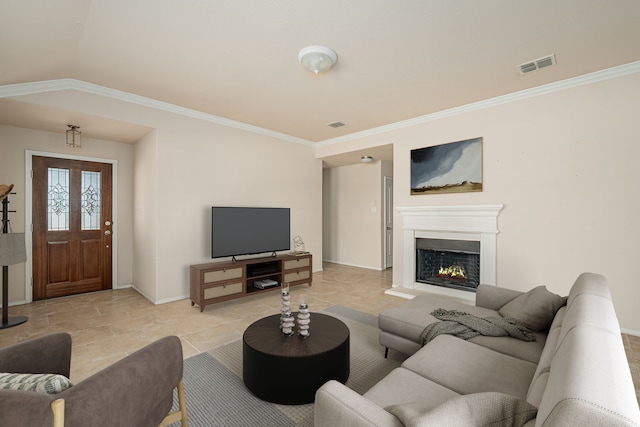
[384,176,393,269]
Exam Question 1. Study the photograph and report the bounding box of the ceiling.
[1,1,639,164]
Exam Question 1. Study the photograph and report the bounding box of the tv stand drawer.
[284,270,310,283]
[204,282,243,299]
[203,267,243,283]
[284,258,310,270]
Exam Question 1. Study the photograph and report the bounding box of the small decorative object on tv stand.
[290,235,308,255]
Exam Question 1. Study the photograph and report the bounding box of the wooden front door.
[32,156,113,300]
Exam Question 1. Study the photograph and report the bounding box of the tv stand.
[189,253,312,312]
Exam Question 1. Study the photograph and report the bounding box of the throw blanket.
[420,308,536,346]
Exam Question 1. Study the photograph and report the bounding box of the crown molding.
[317,60,640,147]
[0,79,73,98]
[2,60,639,149]
[0,78,315,147]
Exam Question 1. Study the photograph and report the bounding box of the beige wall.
[132,130,158,301]
[149,118,323,303]
[318,71,640,333]
[323,161,386,270]
[0,124,135,304]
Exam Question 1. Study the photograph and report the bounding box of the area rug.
[170,305,407,426]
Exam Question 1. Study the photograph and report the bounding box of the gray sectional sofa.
[315,272,640,426]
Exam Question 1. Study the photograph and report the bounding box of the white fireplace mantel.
[396,204,504,300]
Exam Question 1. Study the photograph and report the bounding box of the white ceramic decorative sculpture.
[298,296,310,337]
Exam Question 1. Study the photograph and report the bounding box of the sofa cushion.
[0,373,72,394]
[526,324,562,406]
[364,367,460,409]
[379,331,423,356]
[379,294,500,344]
[475,285,524,311]
[467,333,546,364]
[379,294,547,362]
[558,293,621,348]
[402,335,537,399]
[536,327,640,426]
[498,286,566,332]
[386,392,537,427]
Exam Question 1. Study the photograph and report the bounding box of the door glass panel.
[81,171,101,230]
[47,168,70,231]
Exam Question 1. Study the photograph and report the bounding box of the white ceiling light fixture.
[298,45,338,75]
[361,156,373,163]
[66,124,82,148]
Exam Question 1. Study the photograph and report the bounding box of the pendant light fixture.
[66,124,82,148]
[298,46,338,75]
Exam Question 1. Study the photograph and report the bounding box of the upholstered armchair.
[0,333,188,426]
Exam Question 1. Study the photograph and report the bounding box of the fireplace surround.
[393,205,503,300]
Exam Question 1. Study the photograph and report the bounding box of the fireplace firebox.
[416,238,480,292]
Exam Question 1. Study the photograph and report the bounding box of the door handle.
[105,230,111,235]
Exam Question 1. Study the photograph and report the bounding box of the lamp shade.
[0,233,26,266]
[298,46,338,74]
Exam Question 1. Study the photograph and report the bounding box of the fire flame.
[438,264,465,279]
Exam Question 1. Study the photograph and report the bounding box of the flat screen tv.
[211,207,290,259]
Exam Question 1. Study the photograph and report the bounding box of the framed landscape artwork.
[410,137,483,195]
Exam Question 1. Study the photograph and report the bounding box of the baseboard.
[1,285,131,308]
[131,285,190,305]
[153,294,190,305]
[130,285,154,303]
[621,328,640,337]
[322,259,383,271]
[0,299,27,309]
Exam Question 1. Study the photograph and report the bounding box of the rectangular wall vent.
[518,54,556,75]
[327,121,346,128]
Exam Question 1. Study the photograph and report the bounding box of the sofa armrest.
[0,333,72,377]
[475,285,524,311]
[59,335,183,427]
[315,380,404,427]
[0,389,56,426]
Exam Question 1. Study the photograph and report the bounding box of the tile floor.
[2,262,639,404]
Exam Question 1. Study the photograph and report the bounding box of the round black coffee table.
[242,312,350,404]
